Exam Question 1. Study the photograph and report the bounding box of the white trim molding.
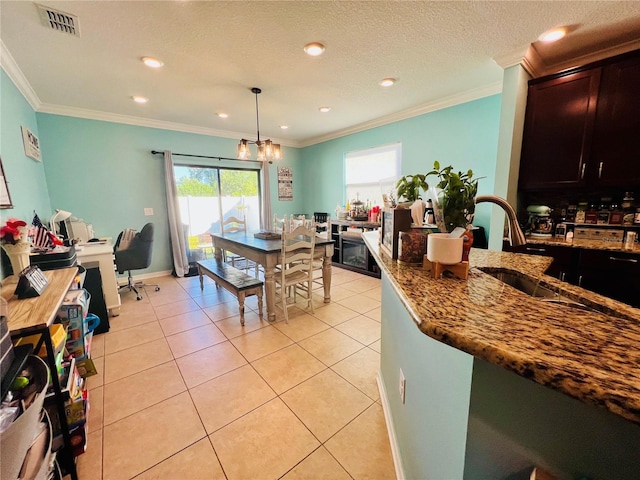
[0,40,41,110]
[377,371,404,480]
[300,82,503,147]
[495,39,640,79]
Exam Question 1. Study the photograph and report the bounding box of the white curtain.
[163,150,189,277]
[261,161,272,230]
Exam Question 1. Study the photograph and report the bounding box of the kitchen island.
[362,231,640,480]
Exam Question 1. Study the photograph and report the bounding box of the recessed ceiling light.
[217,113,229,118]
[280,125,289,130]
[379,78,396,87]
[132,96,148,104]
[304,42,325,56]
[538,27,566,43]
[319,107,331,113]
[141,56,164,68]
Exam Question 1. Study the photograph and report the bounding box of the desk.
[76,242,121,316]
[2,267,79,480]
[211,232,334,321]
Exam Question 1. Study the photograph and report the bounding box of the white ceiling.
[2,1,640,148]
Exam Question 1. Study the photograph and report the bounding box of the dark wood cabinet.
[519,69,601,190]
[508,242,639,307]
[508,244,579,283]
[519,49,640,191]
[576,250,640,307]
[589,55,640,187]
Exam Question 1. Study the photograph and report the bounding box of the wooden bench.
[197,259,264,325]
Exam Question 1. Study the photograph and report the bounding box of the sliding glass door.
[173,165,261,262]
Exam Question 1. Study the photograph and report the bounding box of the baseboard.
[377,370,405,480]
[117,269,173,286]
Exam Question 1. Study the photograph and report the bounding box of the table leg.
[214,245,223,261]
[264,266,276,321]
[322,254,332,303]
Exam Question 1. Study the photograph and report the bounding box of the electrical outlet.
[399,368,406,404]
[144,208,154,216]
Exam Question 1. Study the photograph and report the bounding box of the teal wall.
[0,69,51,221]
[2,65,503,276]
[301,95,502,236]
[35,113,302,275]
[465,359,640,479]
[380,273,473,478]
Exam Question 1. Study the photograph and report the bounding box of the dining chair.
[273,214,288,234]
[220,215,259,277]
[274,224,316,322]
[310,217,329,286]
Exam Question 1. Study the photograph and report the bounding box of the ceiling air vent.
[37,4,80,37]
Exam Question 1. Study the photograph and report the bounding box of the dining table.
[210,231,335,321]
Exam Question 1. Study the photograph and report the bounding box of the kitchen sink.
[480,269,558,298]
[479,268,628,318]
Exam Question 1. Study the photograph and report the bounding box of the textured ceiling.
[1,1,640,147]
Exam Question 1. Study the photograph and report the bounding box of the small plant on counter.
[426,161,481,232]
[395,174,429,203]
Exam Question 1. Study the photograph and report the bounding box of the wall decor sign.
[0,156,13,209]
[277,166,293,201]
[21,126,42,162]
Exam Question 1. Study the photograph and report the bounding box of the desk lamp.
[49,209,72,237]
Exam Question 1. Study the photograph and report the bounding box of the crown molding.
[0,40,41,110]
[299,82,503,147]
[36,102,299,147]
[495,39,640,80]
[533,38,640,77]
[492,45,545,78]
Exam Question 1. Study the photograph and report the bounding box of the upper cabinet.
[589,55,640,186]
[519,50,640,191]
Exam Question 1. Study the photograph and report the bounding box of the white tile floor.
[76,267,396,479]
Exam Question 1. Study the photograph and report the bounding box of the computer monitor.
[62,218,93,243]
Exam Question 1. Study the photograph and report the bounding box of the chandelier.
[237,87,282,163]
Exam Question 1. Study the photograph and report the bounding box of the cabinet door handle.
[580,163,586,179]
[560,272,566,282]
[598,162,604,179]
[578,275,583,287]
[525,246,547,253]
[608,256,638,264]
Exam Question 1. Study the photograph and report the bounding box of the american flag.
[32,212,55,250]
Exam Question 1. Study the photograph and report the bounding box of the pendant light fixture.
[237,87,282,163]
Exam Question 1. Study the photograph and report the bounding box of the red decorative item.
[462,229,473,262]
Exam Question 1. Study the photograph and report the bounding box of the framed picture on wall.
[0,156,13,209]
[21,126,42,162]
[277,166,293,201]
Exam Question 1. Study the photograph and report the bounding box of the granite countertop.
[525,235,640,253]
[362,231,640,425]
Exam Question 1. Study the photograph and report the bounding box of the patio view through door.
[173,164,261,264]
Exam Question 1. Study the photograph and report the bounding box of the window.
[345,143,401,207]
[173,164,261,262]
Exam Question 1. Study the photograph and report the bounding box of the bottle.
[575,202,588,223]
[622,192,634,225]
[597,197,611,224]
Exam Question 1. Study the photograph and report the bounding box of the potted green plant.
[426,161,480,232]
[395,174,428,206]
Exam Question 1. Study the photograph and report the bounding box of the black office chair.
[114,223,160,300]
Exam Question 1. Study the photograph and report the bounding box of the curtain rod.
[150,150,269,163]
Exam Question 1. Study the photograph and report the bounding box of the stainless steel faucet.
[475,195,527,247]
